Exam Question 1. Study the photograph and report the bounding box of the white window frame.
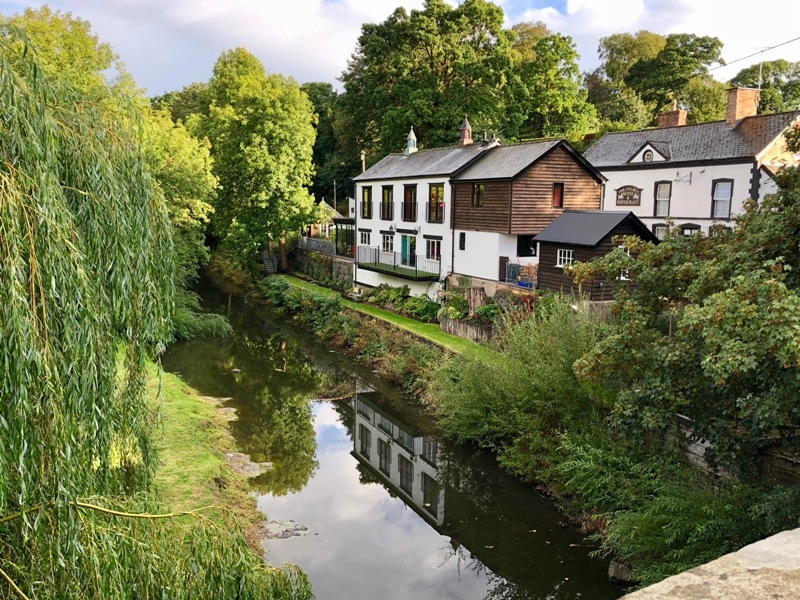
[653,225,667,241]
[426,239,441,260]
[618,244,630,280]
[360,231,370,245]
[381,234,394,253]
[654,181,671,217]
[556,248,574,268]
[712,180,733,219]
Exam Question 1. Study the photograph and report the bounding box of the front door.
[401,235,416,266]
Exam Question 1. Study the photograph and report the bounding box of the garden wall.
[292,248,353,292]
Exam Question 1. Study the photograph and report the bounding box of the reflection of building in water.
[351,391,444,526]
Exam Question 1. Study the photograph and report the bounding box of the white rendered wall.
[600,162,756,234]
[453,231,538,281]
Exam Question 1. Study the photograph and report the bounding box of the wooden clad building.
[534,210,659,301]
[450,139,606,288]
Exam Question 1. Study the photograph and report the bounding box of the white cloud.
[7,0,800,95]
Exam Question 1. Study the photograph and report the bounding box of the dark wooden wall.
[451,180,511,232]
[537,221,649,300]
[510,146,602,234]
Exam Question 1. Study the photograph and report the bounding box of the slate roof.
[584,111,800,168]
[352,142,494,182]
[533,210,658,247]
[453,139,605,182]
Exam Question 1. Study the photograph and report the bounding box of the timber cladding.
[452,180,511,232]
[451,145,602,234]
[537,221,646,301]
[511,146,601,234]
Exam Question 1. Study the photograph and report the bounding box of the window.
[654,181,671,217]
[360,186,372,219]
[377,414,392,434]
[426,239,441,261]
[680,223,701,236]
[421,437,438,466]
[381,234,394,253]
[709,224,732,237]
[421,472,439,517]
[471,183,485,207]
[556,248,574,267]
[643,150,654,162]
[427,184,445,223]
[360,231,371,246]
[459,232,466,251]
[396,427,414,450]
[381,186,394,220]
[516,235,537,257]
[358,424,371,459]
[403,185,417,222]
[652,224,668,240]
[378,438,392,475]
[398,455,414,494]
[552,182,564,208]
[711,179,733,218]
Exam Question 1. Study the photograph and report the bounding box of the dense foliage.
[197,48,318,270]
[0,19,310,599]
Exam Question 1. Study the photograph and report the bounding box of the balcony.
[357,246,440,281]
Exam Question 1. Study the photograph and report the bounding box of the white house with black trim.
[352,120,498,296]
[584,88,800,238]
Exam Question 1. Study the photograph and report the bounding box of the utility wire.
[709,34,800,72]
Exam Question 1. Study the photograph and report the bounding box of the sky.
[1,0,800,97]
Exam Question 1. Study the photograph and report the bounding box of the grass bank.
[148,363,266,551]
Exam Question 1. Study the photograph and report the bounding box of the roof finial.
[404,126,418,155]
[458,116,473,147]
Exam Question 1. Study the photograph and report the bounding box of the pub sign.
[616,185,642,206]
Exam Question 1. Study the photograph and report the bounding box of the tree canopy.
[730,59,800,114]
[199,48,317,267]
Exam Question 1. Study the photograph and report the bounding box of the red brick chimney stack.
[657,100,688,128]
[726,87,760,128]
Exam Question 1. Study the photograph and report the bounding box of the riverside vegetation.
[0,27,311,598]
[231,184,800,587]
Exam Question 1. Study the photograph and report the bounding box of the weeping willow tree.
[0,30,312,599]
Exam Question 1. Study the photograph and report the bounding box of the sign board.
[616,185,642,206]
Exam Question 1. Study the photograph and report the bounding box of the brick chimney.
[726,87,760,128]
[657,100,687,128]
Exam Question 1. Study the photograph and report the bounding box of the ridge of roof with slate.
[584,111,800,168]
[352,141,495,182]
[533,210,657,247]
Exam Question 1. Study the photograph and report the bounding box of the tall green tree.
[730,59,800,114]
[625,33,724,111]
[597,30,666,85]
[301,81,343,204]
[201,48,317,269]
[339,0,522,158]
[514,32,598,138]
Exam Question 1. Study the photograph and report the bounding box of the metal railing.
[425,202,445,224]
[357,246,440,279]
[505,262,536,289]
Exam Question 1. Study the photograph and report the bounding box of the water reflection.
[162,275,623,600]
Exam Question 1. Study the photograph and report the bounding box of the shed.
[534,210,658,300]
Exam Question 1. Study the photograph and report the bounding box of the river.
[161,275,625,600]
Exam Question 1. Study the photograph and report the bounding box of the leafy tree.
[0,5,134,98]
[509,20,551,63]
[151,81,211,123]
[625,33,724,111]
[598,30,665,84]
[339,0,522,158]
[572,135,800,477]
[145,108,230,339]
[201,48,317,269]
[683,76,727,123]
[301,81,344,205]
[730,59,800,114]
[515,32,598,138]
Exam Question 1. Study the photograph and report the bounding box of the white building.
[352,121,497,297]
[585,88,800,238]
